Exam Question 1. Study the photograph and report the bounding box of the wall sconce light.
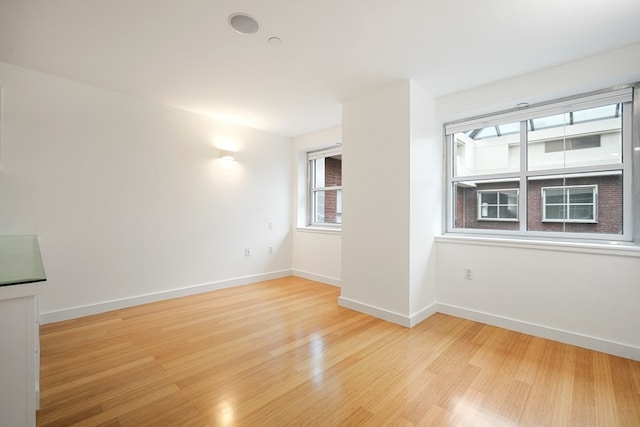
[219,149,236,161]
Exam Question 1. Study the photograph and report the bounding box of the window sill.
[296,226,342,235]
[542,220,597,224]
[435,234,640,257]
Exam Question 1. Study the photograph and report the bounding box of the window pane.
[573,104,619,123]
[528,104,622,171]
[482,206,498,218]
[545,188,565,204]
[475,127,497,139]
[529,173,621,234]
[530,113,565,131]
[499,206,517,219]
[312,158,325,187]
[481,192,497,204]
[313,190,342,224]
[545,205,565,220]
[312,156,342,187]
[568,188,594,203]
[497,122,520,135]
[499,191,517,204]
[454,122,520,177]
[569,205,593,220]
[454,180,519,229]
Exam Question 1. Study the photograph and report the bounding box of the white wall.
[438,44,640,122]
[409,81,441,322]
[291,126,342,285]
[0,62,293,322]
[437,239,640,358]
[341,81,412,322]
[435,44,640,360]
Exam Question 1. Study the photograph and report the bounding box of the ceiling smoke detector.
[228,13,259,35]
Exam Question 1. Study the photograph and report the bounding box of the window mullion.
[520,120,528,233]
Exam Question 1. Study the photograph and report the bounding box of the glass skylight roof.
[465,103,621,140]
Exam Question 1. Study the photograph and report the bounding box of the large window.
[445,85,637,242]
[308,147,342,227]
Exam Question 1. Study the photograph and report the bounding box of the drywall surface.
[437,43,640,123]
[0,62,293,320]
[408,81,440,321]
[341,80,411,319]
[436,239,640,359]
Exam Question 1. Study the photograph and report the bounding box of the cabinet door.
[0,294,37,427]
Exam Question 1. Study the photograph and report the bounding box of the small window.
[542,185,597,223]
[477,189,519,221]
[544,135,601,153]
[308,148,342,227]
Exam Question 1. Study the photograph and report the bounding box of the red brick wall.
[455,175,622,234]
[455,188,465,228]
[324,157,342,223]
[456,181,520,231]
[527,175,622,234]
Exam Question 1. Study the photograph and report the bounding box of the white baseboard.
[410,302,439,327]
[292,269,341,287]
[335,295,639,361]
[338,296,412,327]
[337,297,439,328]
[39,270,292,324]
[436,303,640,361]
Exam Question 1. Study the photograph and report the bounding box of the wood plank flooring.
[37,277,640,426]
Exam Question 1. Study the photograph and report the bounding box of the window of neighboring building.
[445,85,637,242]
[542,185,597,222]
[544,135,601,153]
[478,189,518,221]
[308,147,342,227]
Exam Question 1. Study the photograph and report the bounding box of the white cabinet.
[0,236,45,427]
[0,283,41,427]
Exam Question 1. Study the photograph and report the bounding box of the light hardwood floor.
[37,277,640,426]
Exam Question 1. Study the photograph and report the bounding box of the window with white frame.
[478,189,518,221]
[308,147,342,227]
[542,185,597,223]
[445,84,638,241]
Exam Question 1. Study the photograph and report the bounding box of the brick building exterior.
[455,174,622,234]
[323,156,342,223]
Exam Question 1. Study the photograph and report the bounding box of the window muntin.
[445,86,635,242]
[308,149,342,227]
[478,189,518,221]
[542,185,597,223]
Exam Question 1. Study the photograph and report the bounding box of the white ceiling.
[1,0,639,137]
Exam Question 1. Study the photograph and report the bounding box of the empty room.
[0,1,639,426]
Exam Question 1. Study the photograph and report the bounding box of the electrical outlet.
[244,247,251,257]
[464,268,472,280]
[268,246,273,255]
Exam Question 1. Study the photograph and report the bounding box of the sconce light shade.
[219,149,236,161]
